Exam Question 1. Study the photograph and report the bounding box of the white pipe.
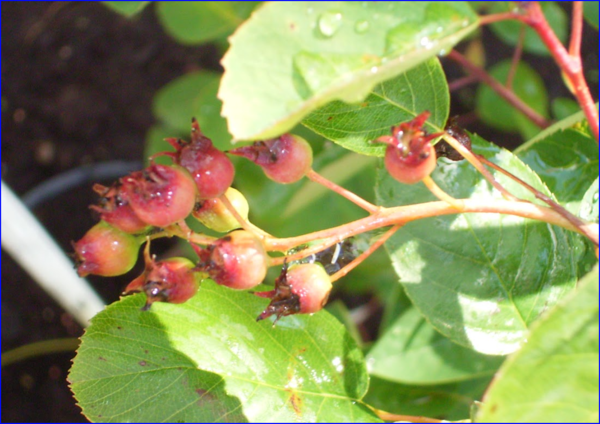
[1,180,105,327]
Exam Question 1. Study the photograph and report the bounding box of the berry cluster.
[72,119,325,320]
[73,113,457,322]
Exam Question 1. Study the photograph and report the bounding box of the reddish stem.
[506,25,526,90]
[569,1,583,58]
[330,224,401,283]
[447,50,551,129]
[524,2,598,140]
[478,11,522,26]
[306,169,380,214]
[264,199,598,253]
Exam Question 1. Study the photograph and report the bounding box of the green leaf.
[489,2,568,56]
[144,124,176,166]
[476,60,548,137]
[376,135,579,355]
[367,307,504,384]
[475,264,599,422]
[219,1,478,140]
[515,122,599,208]
[364,375,491,421]
[156,2,260,45]
[551,97,581,120]
[302,58,449,157]
[152,71,231,150]
[583,1,599,29]
[580,178,599,223]
[102,1,150,17]
[69,281,379,422]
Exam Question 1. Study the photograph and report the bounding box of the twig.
[475,154,598,246]
[447,50,551,129]
[523,2,599,140]
[330,225,401,282]
[506,25,526,90]
[306,169,380,214]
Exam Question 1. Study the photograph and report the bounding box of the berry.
[435,116,472,161]
[228,133,312,184]
[192,187,249,233]
[165,119,234,199]
[255,262,332,322]
[123,243,201,310]
[90,183,150,234]
[374,111,440,185]
[193,230,268,290]
[120,164,196,228]
[72,221,140,277]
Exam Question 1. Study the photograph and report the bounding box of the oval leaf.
[153,71,232,150]
[156,1,260,45]
[302,58,448,156]
[476,265,599,422]
[102,1,150,17]
[219,1,477,140]
[376,135,579,355]
[69,281,379,422]
[367,307,504,384]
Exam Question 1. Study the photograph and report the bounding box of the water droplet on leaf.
[318,11,343,38]
[354,20,369,34]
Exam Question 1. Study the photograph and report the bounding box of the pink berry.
[165,118,234,199]
[193,230,268,290]
[228,133,312,184]
[374,111,440,185]
[120,164,196,227]
[72,221,140,277]
[255,262,332,322]
[124,244,200,310]
[89,183,150,234]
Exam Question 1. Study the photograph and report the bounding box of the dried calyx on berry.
[123,242,201,310]
[254,262,332,323]
[435,116,472,161]
[120,164,196,228]
[161,118,234,199]
[72,220,141,277]
[374,111,441,184]
[228,133,312,184]
[192,187,249,233]
[90,183,151,234]
[193,230,268,290]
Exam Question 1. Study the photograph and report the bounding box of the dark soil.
[1,2,597,422]
[2,2,221,421]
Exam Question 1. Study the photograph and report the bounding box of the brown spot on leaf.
[139,360,147,366]
[97,356,107,361]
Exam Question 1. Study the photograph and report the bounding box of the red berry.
[166,119,234,199]
[72,221,140,277]
[374,111,440,185]
[255,262,332,322]
[192,187,249,233]
[124,244,200,310]
[89,183,150,234]
[193,230,268,290]
[120,164,196,227]
[228,133,312,184]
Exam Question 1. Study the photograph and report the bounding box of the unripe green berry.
[192,187,249,233]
